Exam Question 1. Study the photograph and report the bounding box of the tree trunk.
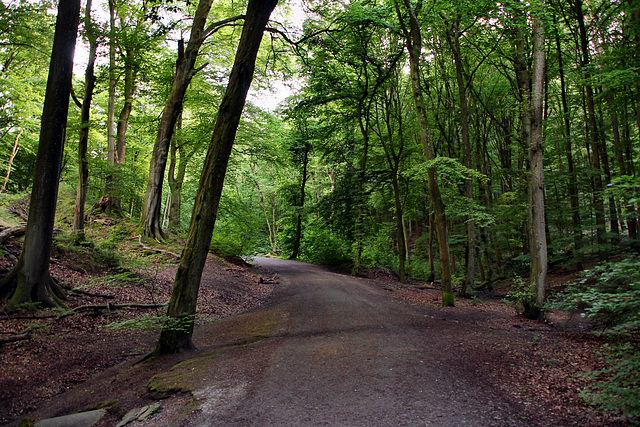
[445,15,475,297]
[396,0,453,306]
[0,130,21,194]
[154,0,278,354]
[555,22,583,270]
[0,0,80,311]
[291,144,309,260]
[142,2,242,240]
[107,0,116,167]
[528,15,548,316]
[168,120,189,231]
[575,0,607,246]
[73,0,97,236]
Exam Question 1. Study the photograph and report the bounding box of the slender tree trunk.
[73,0,97,236]
[391,172,406,282]
[0,130,21,194]
[575,0,607,246]
[107,0,116,167]
[0,0,80,311]
[291,145,309,259]
[528,15,548,316]
[154,0,278,354]
[555,23,584,270]
[142,3,243,240]
[168,119,189,230]
[445,16,475,297]
[352,107,370,275]
[396,0,453,306]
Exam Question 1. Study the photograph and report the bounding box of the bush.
[552,256,640,333]
[551,256,640,420]
[300,227,350,266]
[580,343,640,420]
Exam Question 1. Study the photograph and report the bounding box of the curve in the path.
[191,257,529,427]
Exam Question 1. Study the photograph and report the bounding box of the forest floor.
[0,219,632,426]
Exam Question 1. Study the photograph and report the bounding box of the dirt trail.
[180,258,531,426]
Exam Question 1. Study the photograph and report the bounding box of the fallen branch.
[0,326,39,345]
[0,333,31,345]
[57,302,168,319]
[71,288,115,299]
[0,224,26,244]
[135,235,181,259]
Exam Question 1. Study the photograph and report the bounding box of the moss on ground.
[147,308,281,400]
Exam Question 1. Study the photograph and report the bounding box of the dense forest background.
[1,0,640,418]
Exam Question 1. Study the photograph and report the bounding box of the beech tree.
[142,0,245,240]
[154,0,279,354]
[0,0,80,311]
[395,0,454,306]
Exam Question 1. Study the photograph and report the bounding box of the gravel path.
[187,258,531,426]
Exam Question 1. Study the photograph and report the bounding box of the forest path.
[185,257,531,426]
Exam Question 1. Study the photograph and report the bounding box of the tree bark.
[73,0,97,236]
[0,0,80,311]
[528,15,548,315]
[396,0,454,306]
[154,0,278,354]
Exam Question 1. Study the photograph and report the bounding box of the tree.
[142,0,244,240]
[395,0,454,306]
[154,0,279,354]
[527,6,548,317]
[73,0,98,236]
[0,0,80,311]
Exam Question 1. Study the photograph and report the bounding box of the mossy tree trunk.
[154,0,279,354]
[0,0,80,311]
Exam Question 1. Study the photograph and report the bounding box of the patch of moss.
[147,309,282,400]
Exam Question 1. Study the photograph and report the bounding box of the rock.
[34,409,107,427]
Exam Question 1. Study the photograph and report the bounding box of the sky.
[72,0,307,111]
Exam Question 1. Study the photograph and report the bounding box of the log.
[0,224,26,244]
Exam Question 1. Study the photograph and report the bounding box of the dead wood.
[56,302,168,319]
[0,326,38,345]
[0,225,26,244]
[71,288,115,299]
[135,235,181,258]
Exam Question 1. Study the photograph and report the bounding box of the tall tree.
[0,0,80,311]
[142,0,244,240]
[154,0,278,354]
[395,0,454,306]
[528,7,548,317]
[73,0,98,236]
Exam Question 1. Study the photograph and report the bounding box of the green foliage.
[579,343,640,420]
[300,222,351,265]
[504,275,540,319]
[105,313,203,332]
[551,257,640,333]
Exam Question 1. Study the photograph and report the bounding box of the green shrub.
[552,256,640,333]
[300,227,350,266]
[580,343,640,420]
